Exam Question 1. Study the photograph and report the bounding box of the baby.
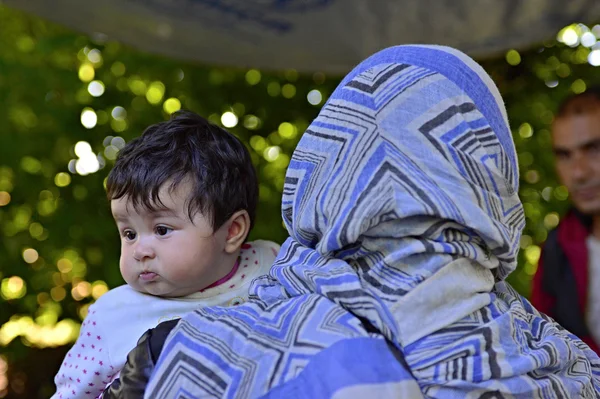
[52,111,279,398]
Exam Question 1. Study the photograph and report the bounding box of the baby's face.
[111,181,230,297]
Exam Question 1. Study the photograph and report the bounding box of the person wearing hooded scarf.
[113,45,600,398]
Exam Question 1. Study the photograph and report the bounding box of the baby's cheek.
[165,266,198,283]
[119,257,136,284]
[170,249,209,279]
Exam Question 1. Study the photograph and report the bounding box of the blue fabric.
[260,337,421,399]
[145,45,600,398]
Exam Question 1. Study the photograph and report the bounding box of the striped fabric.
[145,45,600,398]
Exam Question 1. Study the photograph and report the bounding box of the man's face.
[552,106,600,215]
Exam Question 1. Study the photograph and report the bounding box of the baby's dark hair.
[106,110,258,231]
[556,86,600,118]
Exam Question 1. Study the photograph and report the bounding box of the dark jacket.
[532,209,599,354]
[102,319,178,398]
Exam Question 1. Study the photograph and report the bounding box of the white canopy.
[6,0,600,73]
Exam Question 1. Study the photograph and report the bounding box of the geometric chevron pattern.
[145,45,600,398]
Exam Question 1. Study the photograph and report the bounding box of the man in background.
[532,88,600,354]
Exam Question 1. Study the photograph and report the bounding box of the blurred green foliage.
[0,5,599,398]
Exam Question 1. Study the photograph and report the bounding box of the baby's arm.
[52,307,117,399]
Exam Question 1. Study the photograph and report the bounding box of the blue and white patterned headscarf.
[146,45,600,398]
[271,44,524,345]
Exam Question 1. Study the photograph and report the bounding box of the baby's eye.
[155,226,172,236]
[123,230,137,241]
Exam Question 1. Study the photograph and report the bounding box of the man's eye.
[123,230,137,241]
[155,226,172,236]
[588,143,600,154]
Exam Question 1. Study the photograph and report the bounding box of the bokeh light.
[87,80,105,97]
[581,32,597,47]
[146,81,165,104]
[263,146,281,162]
[87,48,102,64]
[571,79,587,93]
[518,123,533,139]
[111,61,126,76]
[111,106,127,120]
[588,50,600,66]
[221,111,238,128]
[29,222,44,240]
[0,316,79,347]
[71,281,91,301]
[111,136,126,149]
[278,122,297,139]
[267,82,281,97]
[282,84,296,99]
[21,157,41,174]
[544,212,560,229]
[558,26,579,46]
[16,35,34,52]
[128,76,147,96]
[1,277,26,300]
[250,135,267,152]
[163,98,181,114]
[91,281,108,299]
[78,63,95,82]
[307,89,322,105]
[245,69,261,85]
[74,141,92,157]
[0,191,10,206]
[54,172,71,187]
[524,245,542,265]
[56,258,73,273]
[22,248,38,264]
[73,141,100,175]
[505,49,521,66]
[244,115,261,130]
[50,286,66,302]
[80,108,97,129]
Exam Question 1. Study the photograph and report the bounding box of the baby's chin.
[130,281,193,298]
[125,279,165,296]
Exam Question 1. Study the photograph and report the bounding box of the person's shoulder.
[245,239,280,274]
[247,239,280,255]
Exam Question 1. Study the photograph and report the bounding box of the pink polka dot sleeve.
[52,309,116,399]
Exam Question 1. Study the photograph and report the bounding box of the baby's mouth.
[139,271,159,281]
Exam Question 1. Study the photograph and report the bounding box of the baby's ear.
[223,210,250,254]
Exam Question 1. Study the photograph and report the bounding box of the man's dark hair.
[556,86,600,117]
[106,110,258,231]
